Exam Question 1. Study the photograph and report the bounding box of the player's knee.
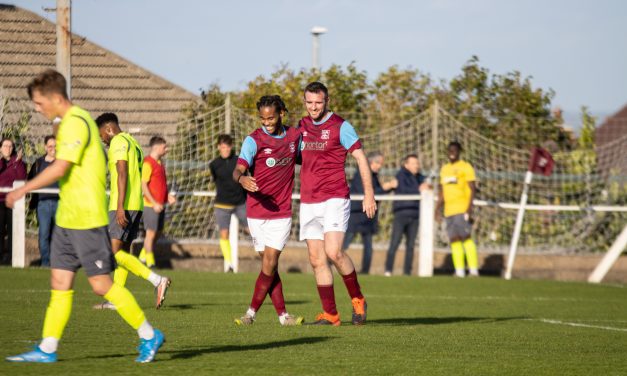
[308,254,326,269]
[326,249,344,264]
[91,284,109,296]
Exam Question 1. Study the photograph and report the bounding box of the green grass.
[1,267,626,375]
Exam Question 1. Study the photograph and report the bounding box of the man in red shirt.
[139,136,176,268]
[232,95,303,326]
[299,82,376,326]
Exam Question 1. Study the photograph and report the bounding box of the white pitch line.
[528,318,627,332]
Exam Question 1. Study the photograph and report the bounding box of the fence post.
[418,189,435,277]
[225,93,232,135]
[11,181,26,268]
[228,213,239,273]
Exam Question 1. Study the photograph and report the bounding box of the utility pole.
[310,26,327,71]
[56,0,71,98]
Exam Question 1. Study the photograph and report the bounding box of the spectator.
[28,135,59,267]
[384,154,427,276]
[0,138,27,264]
[342,151,397,274]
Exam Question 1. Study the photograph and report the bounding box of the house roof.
[596,103,627,147]
[0,4,198,145]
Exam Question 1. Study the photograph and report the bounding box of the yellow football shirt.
[141,160,154,207]
[440,160,476,217]
[55,106,108,229]
[108,132,144,211]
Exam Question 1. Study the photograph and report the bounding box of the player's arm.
[435,183,444,223]
[351,148,376,219]
[6,159,71,208]
[141,162,163,213]
[115,160,129,226]
[233,164,257,192]
[233,136,258,192]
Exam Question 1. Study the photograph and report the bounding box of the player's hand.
[154,203,164,213]
[5,188,25,209]
[240,176,258,192]
[116,208,128,227]
[363,194,377,219]
[167,194,177,205]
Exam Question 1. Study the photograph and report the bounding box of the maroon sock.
[250,271,274,312]
[316,285,338,315]
[268,272,286,316]
[341,270,364,299]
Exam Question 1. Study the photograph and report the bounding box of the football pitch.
[1,267,626,375]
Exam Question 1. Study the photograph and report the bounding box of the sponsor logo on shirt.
[301,141,328,151]
[443,176,458,184]
[266,157,293,168]
[266,158,276,167]
[321,130,330,140]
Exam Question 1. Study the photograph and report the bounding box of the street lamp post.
[310,26,327,71]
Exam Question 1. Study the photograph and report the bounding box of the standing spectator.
[28,135,59,267]
[342,151,397,274]
[209,134,247,272]
[0,138,26,264]
[384,154,427,276]
[138,136,177,268]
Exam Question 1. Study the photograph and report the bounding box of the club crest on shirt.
[321,130,330,140]
[289,142,295,153]
[263,148,272,155]
[266,158,276,167]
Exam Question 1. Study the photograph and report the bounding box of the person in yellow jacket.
[435,141,479,277]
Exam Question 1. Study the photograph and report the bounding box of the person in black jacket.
[342,151,397,274]
[209,134,247,272]
[384,154,428,276]
[28,135,59,267]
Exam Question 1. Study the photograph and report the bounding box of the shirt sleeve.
[141,162,152,183]
[339,121,361,152]
[109,136,129,163]
[56,117,89,164]
[237,136,257,168]
[464,162,476,182]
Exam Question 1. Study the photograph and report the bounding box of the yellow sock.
[219,239,232,264]
[463,239,479,270]
[113,267,129,287]
[104,283,146,330]
[42,290,73,340]
[115,250,151,280]
[138,248,146,263]
[146,252,155,268]
[451,241,465,271]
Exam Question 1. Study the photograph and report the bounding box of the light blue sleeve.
[339,121,360,150]
[238,136,257,167]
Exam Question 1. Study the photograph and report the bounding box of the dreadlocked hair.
[256,95,288,114]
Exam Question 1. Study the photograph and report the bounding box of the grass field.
[1,267,626,375]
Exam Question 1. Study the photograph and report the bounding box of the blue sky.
[17,0,627,123]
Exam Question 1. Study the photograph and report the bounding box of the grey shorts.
[143,206,165,232]
[50,225,115,277]
[445,214,472,240]
[108,210,142,243]
[215,204,246,230]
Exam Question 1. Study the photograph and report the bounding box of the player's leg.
[447,215,466,277]
[140,206,161,267]
[215,208,234,271]
[322,199,366,325]
[461,219,479,277]
[341,230,356,251]
[360,232,373,274]
[36,200,55,267]
[384,215,405,276]
[403,217,419,276]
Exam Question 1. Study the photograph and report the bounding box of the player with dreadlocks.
[232,95,304,326]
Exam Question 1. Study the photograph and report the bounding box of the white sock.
[148,272,162,287]
[246,308,256,318]
[137,320,155,340]
[455,269,466,277]
[278,312,289,325]
[469,268,479,276]
[39,337,58,353]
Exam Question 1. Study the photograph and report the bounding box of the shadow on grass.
[284,300,310,306]
[369,316,526,326]
[163,336,334,360]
